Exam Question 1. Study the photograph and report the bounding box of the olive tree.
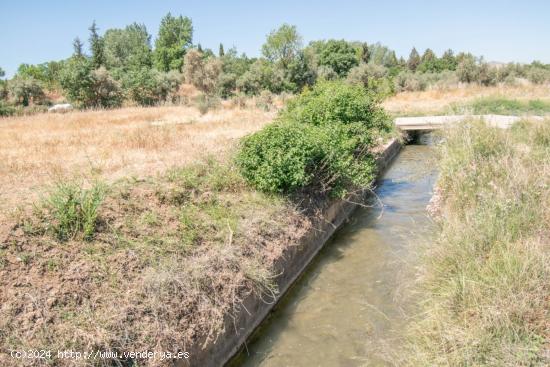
[8,75,45,106]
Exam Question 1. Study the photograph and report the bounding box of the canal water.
[232,139,438,367]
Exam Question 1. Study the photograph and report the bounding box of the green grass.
[404,119,550,366]
[34,180,106,241]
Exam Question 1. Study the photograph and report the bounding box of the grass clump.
[236,80,392,197]
[405,119,550,366]
[38,181,106,241]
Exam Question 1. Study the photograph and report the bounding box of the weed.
[42,181,106,241]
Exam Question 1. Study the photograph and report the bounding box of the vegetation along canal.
[233,135,438,366]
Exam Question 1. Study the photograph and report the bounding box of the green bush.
[60,58,123,108]
[236,81,391,196]
[0,101,16,116]
[279,80,391,131]
[195,94,221,114]
[122,68,180,106]
[526,67,550,84]
[236,122,322,193]
[42,181,106,241]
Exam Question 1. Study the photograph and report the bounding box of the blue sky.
[1,0,549,77]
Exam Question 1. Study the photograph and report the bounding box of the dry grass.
[384,84,550,116]
[402,119,550,366]
[0,159,310,367]
[0,104,275,219]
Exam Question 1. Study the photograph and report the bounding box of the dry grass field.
[383,83,550,116]
[0,104,275,220]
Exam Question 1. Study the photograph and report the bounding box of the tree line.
[1,14,550,115]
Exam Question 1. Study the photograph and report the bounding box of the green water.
[232,142,438,366]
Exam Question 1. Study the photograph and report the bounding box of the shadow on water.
[231,137,438,367]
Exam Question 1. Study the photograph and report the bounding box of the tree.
[440,49,457,71]
[314,40,358,77]
[285,51,316,92]
[60,56,125,108]
[367,43,395,66]
[219,43,225,57]
[237,59,284,95]
[384,50,398,68]
[89,21,105,68]
[59,56,94,106]
[154,13,193,72]
[407,47,420,71]
[359,42,370,63]
[184,49,221,95]
[417,48,442,73]
[9,75,46,106]
[103,23,152,73]
[73,37,84,57]
[261,24,302,68]
[0,67,5,78]
[421,48,436,63]
[456,55,478,83]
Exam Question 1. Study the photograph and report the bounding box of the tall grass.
[405,119,550,366]
[41,181,106,240]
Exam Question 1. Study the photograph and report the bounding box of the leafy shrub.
[155,70,183,102]
[526,67,549,85]
[217,71,237,98]
[230,92,247,108]
[122,68,180,106]
[236,122,321,193]
[41,181,106,241]
[395,71,426,92]
[315,65,338,81]
[346,63,394,97]
[236,59,285,95]
[196,94,221,114]
[0,100,16,116]
[89,67,124,108]
[279,80,391,131]
[237,81,391,196]
[60,58,124,108]
[255,90,274,111]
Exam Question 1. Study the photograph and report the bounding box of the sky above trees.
[2,0,550,76]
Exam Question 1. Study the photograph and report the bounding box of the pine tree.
[89,21,105,68]
[73,37,84,58]
[219,43,225,57]
[407,47,420,72]
[421,48,436,63]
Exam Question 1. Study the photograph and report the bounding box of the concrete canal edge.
[181,138,402,367]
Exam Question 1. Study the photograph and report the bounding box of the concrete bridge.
[394,114,544,131]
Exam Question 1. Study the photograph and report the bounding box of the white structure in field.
[48,103,73,113]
